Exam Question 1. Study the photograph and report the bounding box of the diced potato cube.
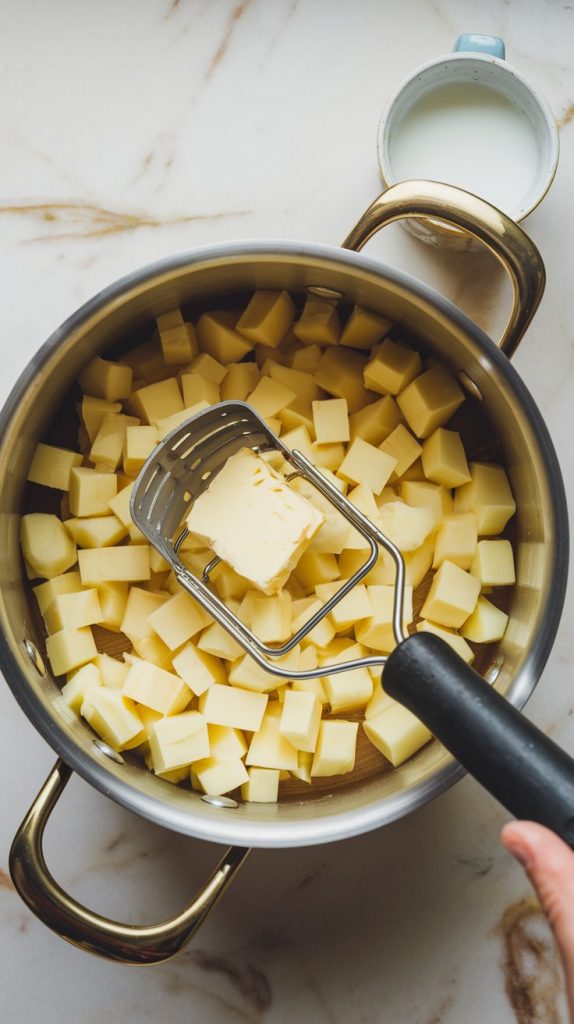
[291,344,322,372]
[192,757,249,796]
[95,652,129,689]
[120,586,167,640]
[69,468,118,518]
[337,438,396,494]
[293,298,340,346]
[81,396,122,443]
[199,683,268,731]
[148,590,212,650]
[241,767,280,802]
[355,585,413,652]
[128,634,172,670]
[246,377,296,418]
[197,622,244,661]
[349,395,402,445]
[123,425,158,475]
[171,643,226,696]
[293,551,339,591]
[78,356,133,401]
[81,689,144,751]
[421,559,480,628]
[322,666,373,714]
[421,428,471,488]
[380,424,422,479]
[397,365,464,438]
[250,592,292,643]
[363,703,431,767]
[46,626,98,676]
[290,750,313,783]
[236,290,296,348]
[187,449,323,595]
[61,662,103,713]
[20,513,77,579]
[378,501,437,552]
[327,584,372,631]
[470,539,515,586]
[33,571,83,615]
[433,513,477,570]
[365,681,393,720]
[220,362,259,402]
[268,363,322,403]
[180,372,220,407]
[279,690,322,752]
[454,462,516,535]
[416,620,474,664]
[78,546,150,584]
[227,647,300,693]
[123,657,192,714]
[90,413,139,471]
[64,515,127,548]
[149,711,209,773]
[107,481,134,526]
[27,443,82,491]
[311,720,358,776]
[196,311,253,364]
[208,724,247,760]
[156,310,197,365]
[155,402,209,440]
[399,479,453,518]
[190,353,227,384]
[460,595,509,642]
[340,306,392,350]
[129,378,184,425]
[246,708,298,770]
[363,339,422,395]
[315,348,371,413]
[312,399,350,445]
[292,596,336,647]
[44,588,102,633]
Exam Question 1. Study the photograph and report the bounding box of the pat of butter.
[186,448,323,595]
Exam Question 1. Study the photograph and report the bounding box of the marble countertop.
[1,1,573,1021]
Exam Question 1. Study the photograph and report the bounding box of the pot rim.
[0,238,569,849]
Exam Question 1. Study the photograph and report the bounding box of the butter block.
[20,513,77,579]
[27,443,82,491]
[397,365,464,438]
[78,545,150,584]
[46,626,97,676]
[129,377,184,425]
[78,356,133,401]
[349,395,402,445]
[246,708,298,770]
[433,513,477,570]
[363,703,431,767]
[312,399,350,445]
[220,362,260,402]
[149,712,209,773]
[416,620,474,664]
[460,595,509,642]
[171,642,226,696]
[236,290,296,348]
[199,683,267,731]
[279,690,322,752]
[69,468,118,518]
[337,438,397,494]
[123,657,192,714]
[421,428,471,488]
[33,571,83,615]
[421,559,480,628]
[186,448,323,595]
[192,757,249,796]
[196,310,253,364]
[61,662,103,713]
[241,767,280,803]
[311,720,358,776]
[454,463,516,535]
[322,666,373,714]
[81,689,144,751]
[123,425,159,475]
[340,305,392,350]
[364,339,422,395]
[148,590,212,650]
[208,724,247,760]
[292,298,340,346]
[44,588,102,633]
[470,539,515,587]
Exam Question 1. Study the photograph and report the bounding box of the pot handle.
[9,759,250,965]
[384,633,574,847]
[342,180,546,358]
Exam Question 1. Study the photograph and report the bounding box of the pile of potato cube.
[20,290,516,802]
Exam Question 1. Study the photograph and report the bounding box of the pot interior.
[0,244,564,847]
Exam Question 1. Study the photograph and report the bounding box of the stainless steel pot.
[0,181,568,964]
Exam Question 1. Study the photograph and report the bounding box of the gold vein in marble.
[0,201,248,242]
[203,0,252,83]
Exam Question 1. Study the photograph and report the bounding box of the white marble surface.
[1,1,573,1021]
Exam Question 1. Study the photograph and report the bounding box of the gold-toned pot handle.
[9,760,249,965]
[342,180,546,358]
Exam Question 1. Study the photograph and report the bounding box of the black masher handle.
[383,632,574,847]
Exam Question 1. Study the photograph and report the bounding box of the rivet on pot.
[23,639,46,676]
[201,794,239,809]
[306,285,343,302]
[458,370,483,401]
[93,739,125,765]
